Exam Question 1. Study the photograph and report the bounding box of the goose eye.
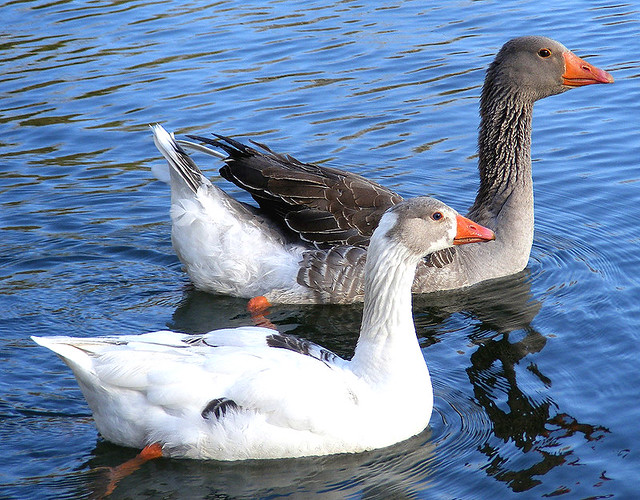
[431,211,443,221]
[538,48,552,58]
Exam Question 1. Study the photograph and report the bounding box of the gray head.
[484,36,613,102]
[373,197,495,259]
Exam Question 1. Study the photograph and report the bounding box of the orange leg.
[247,296,277,330]
[103,443,163,496]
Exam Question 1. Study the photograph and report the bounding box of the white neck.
[350,220,427,383]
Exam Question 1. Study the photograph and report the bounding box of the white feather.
[151,125,312,302]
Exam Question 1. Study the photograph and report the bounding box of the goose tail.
[150,124,209,193]
[149,126,304,299]
[31,335,95,374]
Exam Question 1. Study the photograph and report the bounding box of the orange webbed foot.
[247,296,277,330]
[102,443,163,497]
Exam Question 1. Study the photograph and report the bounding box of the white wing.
[32,328,358,447]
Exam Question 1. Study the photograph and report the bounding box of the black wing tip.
[201,398,240,420]
[187,133,254,157]
[266,333,338,364]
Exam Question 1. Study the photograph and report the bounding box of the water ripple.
[431,380,493,473]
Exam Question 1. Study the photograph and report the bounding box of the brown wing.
[187,134,403,247]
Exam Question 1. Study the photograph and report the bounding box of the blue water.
[2,0,639,498]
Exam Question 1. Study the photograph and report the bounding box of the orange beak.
[454,214,495,245]
[562,51,614,87]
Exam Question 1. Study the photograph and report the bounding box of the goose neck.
[350,240,424,381]
[471,87,534,219]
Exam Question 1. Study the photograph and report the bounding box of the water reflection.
[424,273,610,493]
[168,286,364,358]
[81,428,435,499]
[414,270,541,335]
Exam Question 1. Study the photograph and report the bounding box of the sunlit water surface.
[1,1,639,498]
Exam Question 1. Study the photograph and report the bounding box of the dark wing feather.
[187,134,403,247]
[424,247,456,268]
[298,246,367,304]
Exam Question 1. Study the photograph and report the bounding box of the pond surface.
[1,0,639,498]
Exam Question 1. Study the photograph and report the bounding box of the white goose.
[33,197,494,460]
[152,36,612,304]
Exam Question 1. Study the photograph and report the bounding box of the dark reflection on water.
[414,271,541,335]
[467,327,609,493]
[76,430,435,499]
[418,274,614,496]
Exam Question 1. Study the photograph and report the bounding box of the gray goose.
[153,36,612,304]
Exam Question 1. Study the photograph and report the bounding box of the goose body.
[33,197,495,460]
[153,36,612,303]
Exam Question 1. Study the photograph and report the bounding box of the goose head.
[373,197,495,262]
[484,36,614,102]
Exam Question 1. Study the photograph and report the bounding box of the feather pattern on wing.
[188,134,403,247]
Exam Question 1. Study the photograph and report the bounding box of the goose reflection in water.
[82,425,437,498]
[419,273,610,493]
